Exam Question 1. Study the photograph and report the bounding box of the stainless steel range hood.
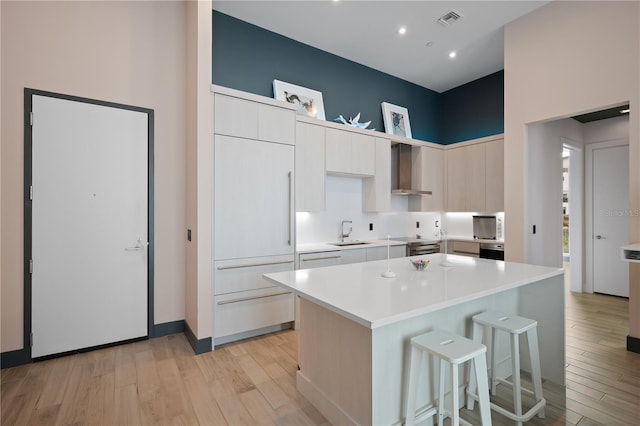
[391,143,432,195]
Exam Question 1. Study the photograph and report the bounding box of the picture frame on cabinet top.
[273,80,326,120]
[381,102,412,139]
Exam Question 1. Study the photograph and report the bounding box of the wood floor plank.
[113,382,142,425]
[183,375,228,425]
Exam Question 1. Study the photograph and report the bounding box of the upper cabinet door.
[214,135,294,260]
[350,133,375,176]
[325,127,375,177]
[363,138,391,212]
[296,122,326,212]
[485,138,504,212]
[214,94,258,139]
[409,146,444,212]
[465,143,486,212]
[325,127,351,174]
[258,104,295,145]
[446,147,466,212]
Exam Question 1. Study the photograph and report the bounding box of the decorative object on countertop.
[439,228,453,267]
[381,102,412,138]
[409,258,430,271]
[381,235,397,278]
[334,113,374,130]
[273,79,326,120]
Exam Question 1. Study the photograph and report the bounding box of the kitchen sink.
[329,241,370,247]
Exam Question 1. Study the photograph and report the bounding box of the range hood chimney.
[391,143,432,195]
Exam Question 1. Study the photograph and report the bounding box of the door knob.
[595,235,606,240]
[125,238,149,251]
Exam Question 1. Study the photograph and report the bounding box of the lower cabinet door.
[214,287,294,339]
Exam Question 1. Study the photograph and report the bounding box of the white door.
[31,94,149,358]
[592,143,629,297]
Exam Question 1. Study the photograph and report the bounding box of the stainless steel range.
[392,237,441,256]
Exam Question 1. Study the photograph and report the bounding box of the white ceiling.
[213,1,550,93]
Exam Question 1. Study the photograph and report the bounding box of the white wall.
[526,118,583,267]
[1,1,188,352]
[296,176,441,244]
[504,0,639,338]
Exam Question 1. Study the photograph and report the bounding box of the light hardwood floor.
[2,274,639,425]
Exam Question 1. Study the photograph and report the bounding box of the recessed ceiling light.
[449,51,457,59]
[398,27,407,35]
[620,108,630,113]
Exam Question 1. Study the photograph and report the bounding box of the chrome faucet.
[341,220,353,242]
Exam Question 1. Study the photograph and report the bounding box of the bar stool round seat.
[466,311,546,426]
[405,329,492,426]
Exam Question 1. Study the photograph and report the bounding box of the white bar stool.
[466,311,546,426]
[405,330,492,426]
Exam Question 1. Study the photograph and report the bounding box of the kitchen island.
[264,254,565,425]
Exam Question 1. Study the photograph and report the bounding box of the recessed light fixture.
[449,51,457,59]
[398,27,407,35]
[620,108,630,113]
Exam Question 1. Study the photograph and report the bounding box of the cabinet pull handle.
[216,260,294,270]
[301,256,342,262]
[217,291,292,305]
[288,171,292,246]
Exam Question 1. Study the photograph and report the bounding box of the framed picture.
[273,80,326,120]
[381,102,412,139]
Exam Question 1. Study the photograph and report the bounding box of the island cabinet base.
[296,274,565,426]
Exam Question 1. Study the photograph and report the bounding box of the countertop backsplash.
[296,176,442,245]
[442,211,505,240]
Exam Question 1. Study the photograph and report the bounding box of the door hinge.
[30,332,33,348]
[29,259,33,274]
[30,111,34,126]
[29,185,33,201]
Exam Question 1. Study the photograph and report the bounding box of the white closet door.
[31,95,148,358]
[592,143,629,297]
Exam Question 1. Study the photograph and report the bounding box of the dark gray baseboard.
[628,335,640,354]
[153,320,185,338]
[1,348,31,369]
[185,322,212,355]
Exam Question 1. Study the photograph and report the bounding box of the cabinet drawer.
[451,241,480,257]
[214,255,295,295]
[215,287,294,339]
[340,248,367,264]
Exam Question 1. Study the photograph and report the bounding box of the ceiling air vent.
[436,9,463,26]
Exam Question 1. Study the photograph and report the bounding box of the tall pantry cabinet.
[212,87,296,344]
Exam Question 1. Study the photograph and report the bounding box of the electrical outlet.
[416,221,420,228]
[369,223,374,231]
[187,229,192,241]
[435,220,439,228]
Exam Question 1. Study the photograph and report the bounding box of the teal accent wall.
[212,10,504,145]
[440,71,504,144]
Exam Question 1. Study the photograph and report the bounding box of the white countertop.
[264,254,563,329]
[296,239,407,254]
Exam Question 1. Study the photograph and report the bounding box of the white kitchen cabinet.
[214,94,259,140]
[449,240,480,257]
[296,122,325,212]
[297,251,342,269]
[363,138,391,212]
[214,135,294,260]
[340,248,367,264]
[409,145,445,212]
[365,245,406,261]
[446,146,467,211]
[325,127,375,176]
[445,138,504,212]
[214,93,294,145]
[466,143,486,212]
[214,287,294,342]
[485,138,504,212]
[214,255,295,295]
